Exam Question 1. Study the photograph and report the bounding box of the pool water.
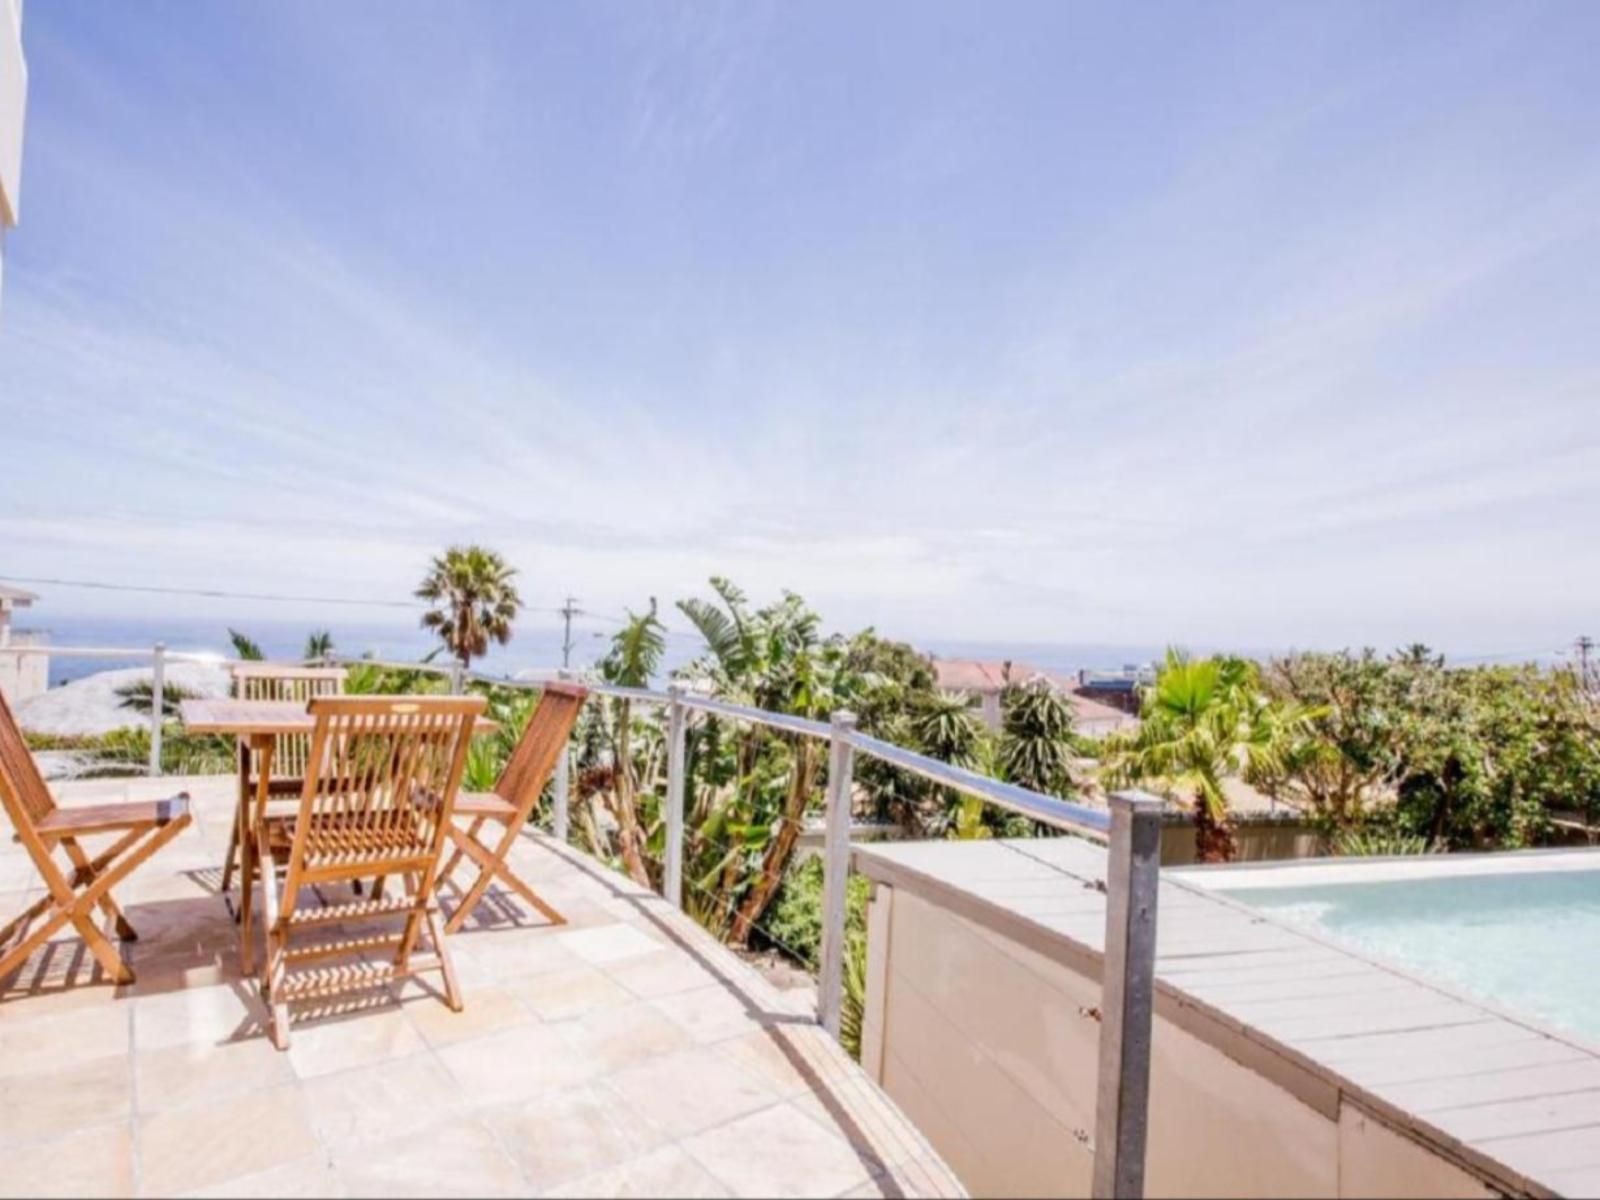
[1214,868,1600,1044]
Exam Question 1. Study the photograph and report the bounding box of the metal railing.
[16,645,1163,1197]
[2,642,224,774]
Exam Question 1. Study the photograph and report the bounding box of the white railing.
[21,645,1163,1197]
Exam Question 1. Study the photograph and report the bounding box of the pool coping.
[855,838,1600,1199]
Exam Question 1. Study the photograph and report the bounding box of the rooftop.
[0,776,963,1199]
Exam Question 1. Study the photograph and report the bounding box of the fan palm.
[1104,650,1310,862]
[415,545,523,670]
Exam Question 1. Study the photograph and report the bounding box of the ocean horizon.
[25,613,1184,689]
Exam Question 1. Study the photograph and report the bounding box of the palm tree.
[1104,650,1309,862]
[303,630,334,662]
[598,599,667,887]
[228,629,264,660]
[415,546,523,670]
[999,681,1077,798]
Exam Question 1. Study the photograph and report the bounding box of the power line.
[0,574,423,609]
[0,573,594,620]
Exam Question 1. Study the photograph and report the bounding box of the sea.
[26,614,1175,689]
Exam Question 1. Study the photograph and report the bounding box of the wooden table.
[178,698,496,901]
[180,698,497,738]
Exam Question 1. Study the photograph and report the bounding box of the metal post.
[1091,790,1164,1199]
[664,685,688,909]
[551,669,572,843]
[148,643,166,776]
[817,710,857,1040]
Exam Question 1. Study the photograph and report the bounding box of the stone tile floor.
[0,776,964,1199]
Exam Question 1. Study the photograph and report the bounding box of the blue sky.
[1,1,1597,656]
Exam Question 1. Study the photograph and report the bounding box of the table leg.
[223,738,250,913]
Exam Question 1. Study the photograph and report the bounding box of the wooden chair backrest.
[496,684,589,818]
[281,695,483,889]
[0,685,57,840]
[231,664,346,779]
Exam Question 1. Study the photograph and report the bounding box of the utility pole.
[560,596,579,669]
[1578,635,1597,698]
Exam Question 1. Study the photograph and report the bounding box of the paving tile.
[481,1081,661,1191]
[605,948,723,999]
[401,983,533,1048]
[135,1032,295,1113]
[178,1154,345,1199]
[556,1143,733,1199]
[559,1000,694,1073]
[436,1020,600,1106]
[557,924,662,967]
[138,1082,320,1197]
[682,1101,878,1199]
[286,1007,423,1081]
[0,998,131,1076]
[605,1045,778,1139]
[712,1026,856,1100]
[0,1123,136,1199]
[507,964,634,1021]
[134,981,267,1050]
[302,1052,465,1150]
[650,983,773,1045]
[332,1114,524,1198]
[0,1052,130,1145]
[453,927,583,983]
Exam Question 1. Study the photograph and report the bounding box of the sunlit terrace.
[0,775,962,1199]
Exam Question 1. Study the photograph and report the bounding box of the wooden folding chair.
[238,694,482,1049]
[0,687,192,987]
[221,664,345,898]
[435,683,588,934]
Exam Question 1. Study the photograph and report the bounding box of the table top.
[179,698,497,736]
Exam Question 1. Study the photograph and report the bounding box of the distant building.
[1074,664,1156,716]
[930,658,1139,737]
[0,0,24,306]
[0,583,45,703]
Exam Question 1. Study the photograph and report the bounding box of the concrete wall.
[860,884,1503,1199]
[0,639,46,704]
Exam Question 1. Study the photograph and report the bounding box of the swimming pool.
[1192,852,1600,1045]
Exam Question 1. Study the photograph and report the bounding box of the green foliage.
[1330,825,1439,858]
[1261,650,1600,850]
[763,857,871,1059]
[998,681,1077,798]
[416,545,523,668]
[303,630,334,661]
[1105,650,1318,862]
[114,680,202,717]
[25,726,234,777]
[228,629,264,660]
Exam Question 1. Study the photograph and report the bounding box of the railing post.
[551,670,572,843]
[664,684,688,909]
[818,709,857,1040]
[1092,790,1163,1200]
[148,642,166,776]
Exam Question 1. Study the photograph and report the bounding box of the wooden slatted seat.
[0,687,193,987]
[434,684,588,934]
[238,694,483,1049]
[221,663,346,897]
